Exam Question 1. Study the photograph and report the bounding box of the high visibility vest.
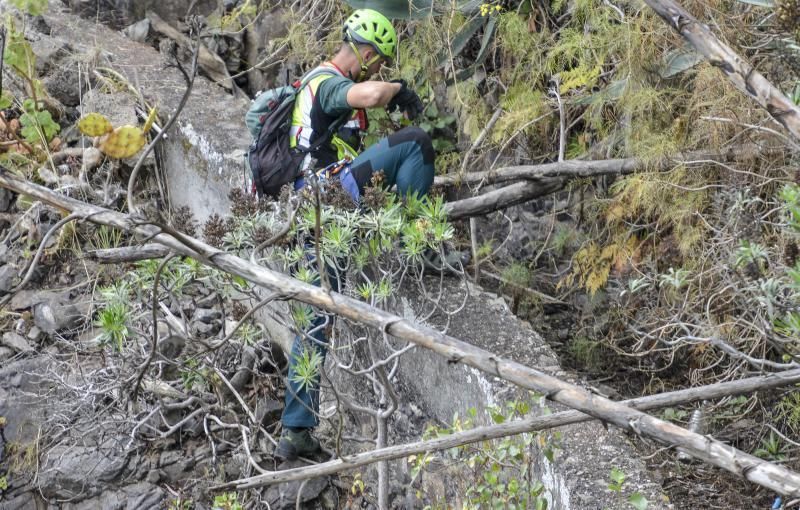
[289,64,361,171]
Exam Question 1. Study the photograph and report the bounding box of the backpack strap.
[293,66,353,155]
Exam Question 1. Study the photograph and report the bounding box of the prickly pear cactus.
[99,126,146,159]
[77,112,113,137]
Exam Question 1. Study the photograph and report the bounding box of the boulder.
[2,332,34,353]
[33,301,84,334]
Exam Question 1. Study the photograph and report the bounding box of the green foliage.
[180,359,211,392]
[87,225,123,251]
[212,492,242,510]
[628,492,649,510]
[658,267,690,291]
[3,18,36,79]
[734,240,769,271]
[95,302,131,351]
[167,497,194,510]
[414,398,554,509]
[754,431,786,461]
[10,0,47,15]
[661,407,688,423]
[290,347,324,392]
[781,184,800,231]
[0,91,13,110]
[608,467,625,492]
[777,389,800,434]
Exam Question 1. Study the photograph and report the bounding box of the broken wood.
[2,169,799,497]
[643,0,800,140]
[214,367,800,489]
[87,243,170,263]
[444,178,566,219]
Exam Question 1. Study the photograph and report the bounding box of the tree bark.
[213,367,800,489]
[2,169,799,497]
[444,178,565,219]
[643,0,800,140]
[87,243,170,263]
[434,145,780,189]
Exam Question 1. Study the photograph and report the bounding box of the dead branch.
[214,367,800,489]
[2,170,799,496]
[434,146,780,189]
[444,178,566,219]
[86,243,171,263]
[643,0,800,140]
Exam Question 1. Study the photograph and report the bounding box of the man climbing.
[274,8,460,461]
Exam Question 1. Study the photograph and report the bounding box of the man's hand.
[386,80,424,120]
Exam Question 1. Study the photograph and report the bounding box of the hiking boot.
[422,245,471,274]
[274,428,322,461]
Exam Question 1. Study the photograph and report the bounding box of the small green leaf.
[628,492,649,510]
[0,91,12,109]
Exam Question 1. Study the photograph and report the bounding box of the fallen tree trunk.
[215,367,800,489]
[2,169,799,496]
[643,0,800,140]
[445,178,565,219]
[434,146,773,189]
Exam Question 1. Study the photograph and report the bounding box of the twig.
[213,367,800,490]
[131,253,177,405]
[214,368,257,425]
[12,212,84,292]
[5,171,800,496]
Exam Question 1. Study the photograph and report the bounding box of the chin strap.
[347,40,382,82]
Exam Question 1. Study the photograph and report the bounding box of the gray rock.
[2,332,34,353]
[191,320,218,336]
[33,301,83,333]
[29,33,70,75]
[193,307,222,324]
[124,482,166,509]
[38,441,128,500]
[41,62,85,107]
[0,187,13,212]
[0,264,18,293]
[9,290,65,310]
[27,325,44,342]
[124,18,151,42]
[266,465,328,509]
[0,346,13,361]
[256,398,283,426]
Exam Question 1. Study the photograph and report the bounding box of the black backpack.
[245,68,349,198]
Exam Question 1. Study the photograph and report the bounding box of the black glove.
[386,80,424,121]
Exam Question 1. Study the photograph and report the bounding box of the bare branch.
[214,367,800,489]
[2,170,800,496]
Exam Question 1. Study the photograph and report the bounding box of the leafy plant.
[290,347,324,392]
[658,267,690,291]
[734,240,769,272]
[754,431,786,461]
[19,98,59,144]
[212,492,242,510]
[608,467,626,492]
[95,303,131,351]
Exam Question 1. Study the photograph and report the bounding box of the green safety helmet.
[343,9,397,62]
